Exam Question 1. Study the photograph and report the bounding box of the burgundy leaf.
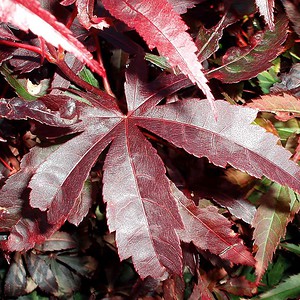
[28,105,120,226]
[0,23,19,40]
[206,14,288,83]
[196,11,237,63]
[101,0,214,105]
[255,0,275,30]
[25,252,58,294]
[271,63,300,97]
[4,253,27,297]
[34,231,77,252]
[0,146,60,251]
[0,0,105,78]
[170,183,255,266]
[3,55,300,282]
[0,97,78,127]
[218,276,257,296]
[76,0,109,30]
[135,99,300,194]
[50,52,84,93]
[103,123,183,279]
[168,0,205,14]
[282,0,300,37]
[67,179,93,226]
[100,27,144,54]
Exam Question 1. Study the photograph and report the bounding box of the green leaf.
[17,290,49,300]
[257,58,280,94]
[253,183,294,282]
[259,273,300,299]
[145,53,172,72]
[280,243,300,256]
[78,66,100,88]
[0,64,38,101]
[264,255,290,287]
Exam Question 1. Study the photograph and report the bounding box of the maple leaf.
[2,58,300,280]
[75,0,110,30]
[255,0,275,30]
[247,93,300,121]
[168,0,205,14]
[196,11,237,63]
[206,13,288,83]
[101,0,215,106]
[0,0,105,78]
[170,183,255,266]
[252,182,300,282]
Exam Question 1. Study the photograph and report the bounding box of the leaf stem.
[92,32,115,97]
[0,39,53,62]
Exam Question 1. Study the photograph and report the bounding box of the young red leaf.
[103,123,183,279]
[207,14,288,83]
[0,0,105,78]
[101,0,214,105]
[170,183,255,266]
[135,99,300,194]
[255,0,275,30]
[253,182,298,282]
[247,93,300,121]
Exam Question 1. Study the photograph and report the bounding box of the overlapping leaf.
[252,183,299,282]
[207,14,288,83]
[101,0,214,105]
[0,0,105,77]
[135,99,300,194]
[2,57,300,280]
[196,11,237,63]
[170,183,255,266]
[255,0,275,30]
[0,97,78,126]
[247,94,300,121]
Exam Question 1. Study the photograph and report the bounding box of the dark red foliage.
[0,0,299,298]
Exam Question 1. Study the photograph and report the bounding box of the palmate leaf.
[252,183,299,282]
[103,124,183,279]
[101,0,214,105]
[206,13,288,83]
[2,58,300,280]
[0,0,105,78]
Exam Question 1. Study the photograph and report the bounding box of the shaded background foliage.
[0,0,300,299]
